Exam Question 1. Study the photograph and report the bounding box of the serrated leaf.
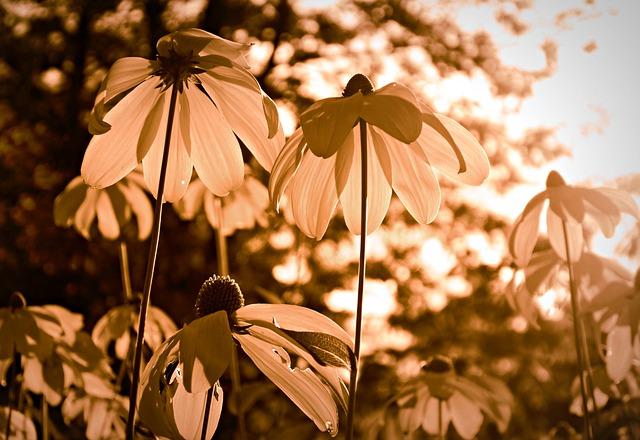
[282,329,354,370]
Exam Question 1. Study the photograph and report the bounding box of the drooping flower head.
[269,74,490,239]
[82,28,284,203]
[54,168,152,240]
[509,170,639,267]
[138,275,354,439]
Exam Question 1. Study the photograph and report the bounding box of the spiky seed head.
[342,73,374,97]
[195,275,244,318]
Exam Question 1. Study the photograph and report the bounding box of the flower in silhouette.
[509,170,638,266]
[269,74,489,239]
[366,355,512,439]
[54,168,152,240]
[174,168,269,236]
[82,28,283,202]
[138,275,353,439]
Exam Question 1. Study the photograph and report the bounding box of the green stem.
[125,82,179,440]
[118,240,133,302]
[346,119,368,440]
[561,220,592,440]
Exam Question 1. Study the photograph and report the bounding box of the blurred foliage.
[1,0,634,438]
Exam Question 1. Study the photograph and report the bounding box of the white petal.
[203,193,223,231]
[548,186,585,222]
[374,128,441,224]
[362,84,422,143]
[448,392,484,439]
[142,86,193,202]
[268,128,306,210]
[95,191,120,239]
[119,176,153,240]
[415,112,490,185]
[200,73,283,171]
[185,86,244,196]
[173,383,223,440]
[606,326,633,383]
[422,397,450,434]
[289,150,339,239]
[173,178,206,220]
[547,208,583,263]
[508,192,546,267]
[235,333,339,435]
[74,188,99,239]
[82,77,162,188]
[339,125,392,235]
[104,57,154,103]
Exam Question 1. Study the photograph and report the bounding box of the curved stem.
[346,119,368,440]
[561,220,592,440]
[118,240,133,302]
[125,83,179,440]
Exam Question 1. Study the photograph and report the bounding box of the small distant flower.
[509,170,639,267]
[174,169,269,236]
[585,269,640,382]
[269,73,489,239]
[92,303,177,361]
[54,168,152,240]
[62,389,129,440]
[138,275,353,439]
[569,365,639,416]
[366,355,512,439]
[0,407,37,439]
[82,28,284,202]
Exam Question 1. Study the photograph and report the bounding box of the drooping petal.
[300,95,362,159]
[606,326,633,383]
[262,93,280,138]
[339,125,392,235]
[159,28,251,68]
[137,90,166,163]
[595,187,639,218]
[172,382,223,440]
[362,84,422,144]
[524,249,561,293]
[508,192,546,267]
[422,397,450,435]
[397,388,430,434]
[53,177,89,227]
[415,113,489,185]
[200,73,283,171]
[235,333,339,436]
[95,191,120,240]
[236,304,353,350]
[74,188,100,239]
[203,193,223,230]
[82,77,162,188]
[548,186,585,222]
[174,178,207,220]
[119,177,153,240]
[184,85,244,196]
[268,128,306,210]
[375,128,441,224]
[142,85,193,202]
[547,209,583,263]
[289,150,339,239]
[448,392,484,439]
[179,311,233,394]
[104,57,155,103]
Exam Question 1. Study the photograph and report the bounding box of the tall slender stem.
[4,350,20,440]
[438,399,444,439]
[346,119,368,440]
[561,220,592,440]
[118,240,133,302]
[125,83,179,440]
[200,197,247,440]
[579,316,600,430]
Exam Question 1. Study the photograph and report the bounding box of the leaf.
[281,330,354,370]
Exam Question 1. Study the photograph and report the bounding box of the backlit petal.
[547,209,583,263]
[416,113,489,185]
[448,392,484,439]
[235,333,339,436]
[362,84,422,143]
[422,397,450,434]
[300,95,362,159]
[200,73,283,171]
[173,383,223,440]
[289,150,339,239]
[82,77,161,188]
[162,28,251,67]
[577,188,620,237]
[548,186,585,222]
[508,192,546,267]
[375,128,441,224]
[104,57,154,103]
[142,86,193,202]
[269,128,305,210]
[95,191,120,240]
[53,177,88,227]
[185,86,244,197]
[119,176,153,240]
[606,326,632,383]
[74,188,99,239]
[174,178,206,220]
[339,125,392,235]
[596,187,639,218]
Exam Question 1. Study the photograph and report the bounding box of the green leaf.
[281,329,355,370]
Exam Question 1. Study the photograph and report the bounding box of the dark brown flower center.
[195,275,244,318]
[342,73,374,97]
[546,170,566,188]
[422,354,453,373]
[155,48,202,91]
[9,291,26,311]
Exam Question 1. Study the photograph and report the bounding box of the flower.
[54,168,152,240]
[0,407,36,439]
[138,275,353,439]
[509,170,639,267]
[569,365,638,417]
[174,167,269,236]
[62,389,129,440]
[269,73,490,239]
[366,355,512,439]
[585,268,640,382]
[82,28,284,203]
